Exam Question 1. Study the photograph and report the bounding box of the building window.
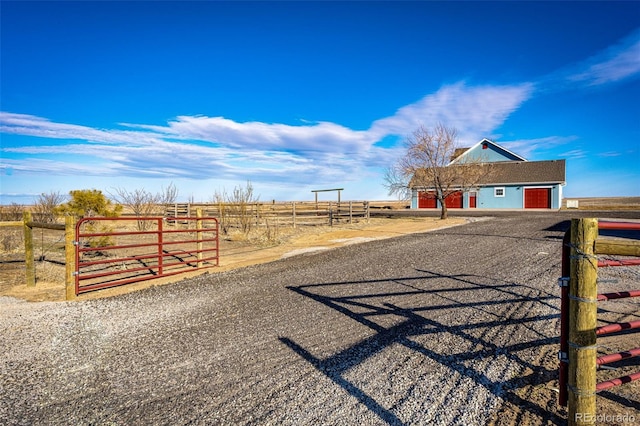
[494,187,505,197]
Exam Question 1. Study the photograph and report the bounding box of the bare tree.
[32,191,66,223]
[385,123,493,219]
[211,181,259,235]
[158,183,179,206]
[212,189,230,234]
[0,202,25,221]
[383,165,412,202]
[110,183,178,230]
[229,181,259,234]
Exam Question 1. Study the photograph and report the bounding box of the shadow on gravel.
[544,221,571,233]
[280,269,565,425]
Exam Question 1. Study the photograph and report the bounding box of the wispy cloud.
[568,28,640,86]
[369,82,533,144]
[1,82,532,185]
[597,151,622,158]
[500,136,579,160]
[0,112,165,146]
[560,149,588,160]
[1,157,121,176]
[537,28,640,92]
[123,116,372,154]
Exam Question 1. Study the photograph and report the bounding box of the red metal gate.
[75,216,219,295]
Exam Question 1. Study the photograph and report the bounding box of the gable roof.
[410,159,566,188]
[449,139,527,165]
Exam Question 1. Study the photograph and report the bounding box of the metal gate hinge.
[558,351,568,363]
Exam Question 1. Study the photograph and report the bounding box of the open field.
[1,212,638,425]
[561,197,640,210]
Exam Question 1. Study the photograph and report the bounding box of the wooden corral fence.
[0,212,74,296]
[558,218,640,425]
[9,209,219,300]
[15,211,71,289]
[166,201,370,230]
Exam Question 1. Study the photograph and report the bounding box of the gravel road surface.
[1,214,637,425]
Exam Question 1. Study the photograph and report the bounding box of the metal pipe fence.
[75,214,219,295]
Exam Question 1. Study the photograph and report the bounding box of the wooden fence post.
[292,202,296,229]
[23,211,35,287]
[196,208,203,268]
[365,201,370,223]
[65,216,76,300]
[568,218,598,426]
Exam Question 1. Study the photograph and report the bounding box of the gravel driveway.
[1,214,637,425]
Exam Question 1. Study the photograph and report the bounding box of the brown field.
[561,196,640,210]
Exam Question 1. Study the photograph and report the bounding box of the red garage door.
[418,191,437,208]
[525,188,551,208]
[445,191,463,208]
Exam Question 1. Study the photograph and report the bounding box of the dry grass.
[0,228,23,253]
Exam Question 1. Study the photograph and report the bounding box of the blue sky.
[1,1,639,204]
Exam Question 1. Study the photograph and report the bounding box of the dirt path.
[1,214,638,425]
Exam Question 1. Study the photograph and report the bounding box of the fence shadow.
[280,269,565,425]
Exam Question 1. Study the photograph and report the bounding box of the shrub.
[55,189,122,218]
[55,189,123,249]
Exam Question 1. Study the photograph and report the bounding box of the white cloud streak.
[369,82,534,144]
[0,112,165,145]
[500,136,579,160]
[536,27,640,92]
[559,149,588,160]
[1,82,532,185]
[568,29,640,86]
